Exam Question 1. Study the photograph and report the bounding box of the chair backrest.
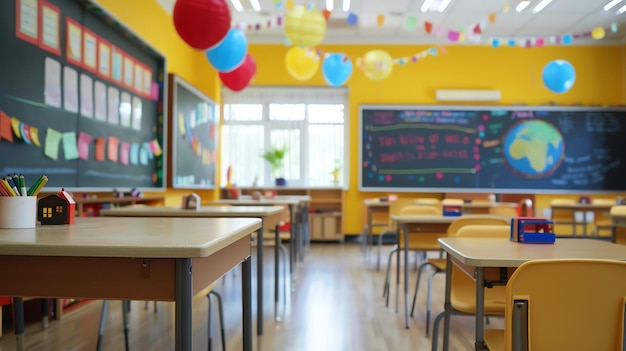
[550,198,577,235]
[455,224,510,239]
[442,198,464,206]
[395,205,444,249]
[502,259,626,351]
[399,205,441,216]
[592,198,617,205]
[447,215,511,237]
[488,203,520,218]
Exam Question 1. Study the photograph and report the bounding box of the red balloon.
[173,0,231,50]
[219,54,257,92]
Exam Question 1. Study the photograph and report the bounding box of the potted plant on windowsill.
[262,145,288,186]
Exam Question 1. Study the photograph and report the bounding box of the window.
[56,206,64,213]
[221,87,348,187]
[43,207,51,218]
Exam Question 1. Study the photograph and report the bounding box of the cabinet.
[220,187,345,241]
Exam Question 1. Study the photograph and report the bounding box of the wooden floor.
[0,241,502,350]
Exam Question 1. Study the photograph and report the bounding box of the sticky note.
[107,136,120,162]
[11,117,22,139]
[78,132,93,160]
[120,142,130,165]
[29,126,40,146]
[0,111,13,142]
[44,128,62,160]
[21,124,32,144]
[95,137,106,162]
[139,144,149,165]
[62,132,79,160]
[129,143,139,165]
[149,138,162,157]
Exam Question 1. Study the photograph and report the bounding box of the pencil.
[2,179,17,196]
[31,176,48,196]
[27,175,45,196]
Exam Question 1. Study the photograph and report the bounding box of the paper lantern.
[285,47,319,81]
[219,54,256,91]
[206,28,247,72]
[322,53,352,86]
[542,60,576,94]
[284,6,327,48]
[173,0,231,50]
[361,50,393,81]
[591,27,605,40]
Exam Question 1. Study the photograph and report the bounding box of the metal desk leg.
[274,223,280,321]
[175,258,192,351]
[404,223,410,329]
[41,299,49,329]
[289,204,296,285]
[475,267,487,351]
[442,255,453,351]
[242,256,253,351]
[256,225,264,335]
[14,297,24,351]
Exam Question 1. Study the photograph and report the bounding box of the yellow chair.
[412,216,510,336]
[382,204,442,310]
[484,259,626,351]
[591,198,616,237]
[415,198,443,212]
[431,224,510,351]
[488,202,520,217]
[611,205,626,245]
[549,198,579,236]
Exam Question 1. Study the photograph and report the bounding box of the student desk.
[101,205,283,333]
[391,215,456,329]
[549,203,613,236]
[0,217,261,351]
[362,199,391,270]
[212,196,311,281]
[73,196,166,216]
[437,237,626,351]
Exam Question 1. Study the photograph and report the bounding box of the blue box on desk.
[443,205,462,217]
[510,217,556,244]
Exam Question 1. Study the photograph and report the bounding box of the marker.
[6,177,19,196]
[11,174,19,191]
[27,175,45,196]
[31,176,48,196]
[2,179,17,196]
[19,175,26,196]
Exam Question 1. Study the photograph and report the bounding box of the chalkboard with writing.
[0,0,166,190]
[168,74,218,189]
[359,105,626,193]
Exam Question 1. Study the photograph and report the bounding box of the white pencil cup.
[0,196,37,229]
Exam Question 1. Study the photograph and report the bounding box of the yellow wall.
[96,0,221,204]
[249,44,625,233]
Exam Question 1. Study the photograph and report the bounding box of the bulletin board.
[168,74,218,189]
[360,105,626,193]
[0,0,167,190]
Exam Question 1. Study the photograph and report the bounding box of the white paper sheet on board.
[107,86,119,125]
[80,74,93,118]
[94,81,107,121]
[119,92,131,128]
[63,66,78,113]
[44,57,61,108]
[131,96,142,130]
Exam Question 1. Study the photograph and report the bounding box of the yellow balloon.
[361,50,393,81]
[285,47,320,81]
[284,6,327,48]
[592,27,605,40]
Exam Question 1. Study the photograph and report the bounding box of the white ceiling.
[157,0,626,45]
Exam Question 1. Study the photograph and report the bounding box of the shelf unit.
[220,187,345,242]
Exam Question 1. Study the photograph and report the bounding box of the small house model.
[38,189,76,225]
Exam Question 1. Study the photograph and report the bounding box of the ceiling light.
[343,0,350,12]
[617,4,626,13]
[229,0,243,12]
[437,0,452,12]
[604,0,623,11]
[515,0,530,12]
[421,0,436,13]
[326,0,334,11]
[249,0,261,11]
[532,0,553,13]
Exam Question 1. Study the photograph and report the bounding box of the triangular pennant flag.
[447,30,460,42]
[473,24,482,34]
[488,12,496,23]
[424,21,433,34]
[322,9,331,21]
[377,14,385,27]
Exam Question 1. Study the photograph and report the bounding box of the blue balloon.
[542,60,576,93]
[347,13,358,26]
[206,29,247,72]
[322,53,353,86]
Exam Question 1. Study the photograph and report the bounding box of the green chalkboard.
[168,74,218,189]
[359,105,626,193]
[0,0,166,190]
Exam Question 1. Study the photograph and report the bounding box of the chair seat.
[427,258,446,271]
[484,329,505,351]
[451,285,506,314]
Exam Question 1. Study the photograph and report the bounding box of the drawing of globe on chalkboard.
[502,119,564,178]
